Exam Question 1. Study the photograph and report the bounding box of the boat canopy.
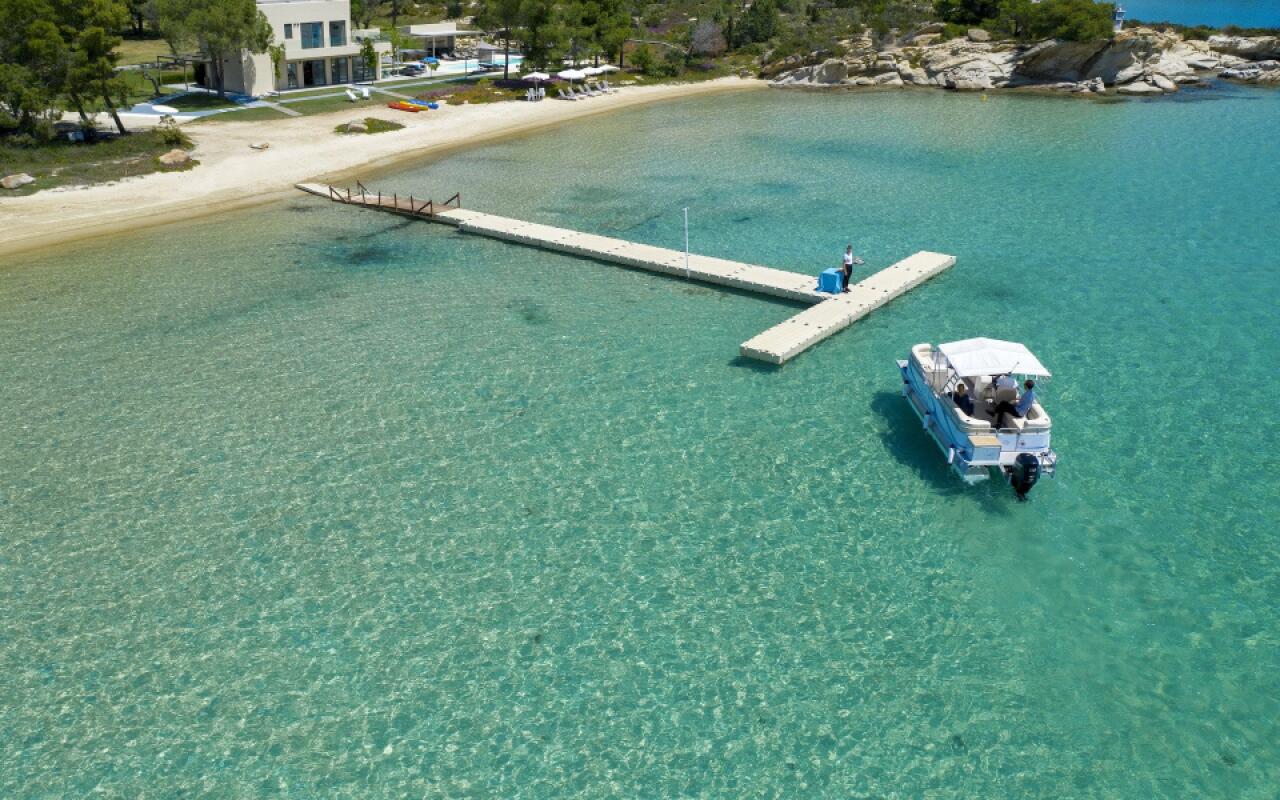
[937,337,1052,378]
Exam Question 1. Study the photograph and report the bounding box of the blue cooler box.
[817,268,845,294]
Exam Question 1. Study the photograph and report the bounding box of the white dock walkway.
[296,183,955,364]
[738,251,956,364]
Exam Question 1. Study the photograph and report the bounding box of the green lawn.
[187,106,293,124]
[165,93,241,111]
[115,37,171,66]
[284,94,387,115]
[0,129,193,195]
[274,86,354,101]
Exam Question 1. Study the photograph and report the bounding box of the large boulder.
[874,72,904,86]
[1,173,35,189]
[816,58,848,84]
[1149,72,1178,92]
[1169,41,1220,71]
[1221,60,1280,82]
[942,68,993,90]
[157,149,191,167]
[1016,40,1106,82]
[967,29,991,43]
[772,58,849,86]
[1116,80,1163,95]
[896,64,929,85]
[1208,35,1280,61]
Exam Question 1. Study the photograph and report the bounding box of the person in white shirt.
[840,244,863,293]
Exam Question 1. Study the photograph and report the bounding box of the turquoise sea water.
[1125,0,1280,28]
[3,85,1279,797]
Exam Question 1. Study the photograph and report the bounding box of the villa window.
[329,20,347,47]
[283,23,293,40]
[300,22,323,49]
[331,57,348,85]
[286,62,298,89]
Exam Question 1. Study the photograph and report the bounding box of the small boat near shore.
[897,337,1058,498]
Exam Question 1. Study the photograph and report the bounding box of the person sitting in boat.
[952,382,975,416]
[994,379,1037,429]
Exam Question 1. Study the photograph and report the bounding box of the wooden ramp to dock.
[296,183,955,364]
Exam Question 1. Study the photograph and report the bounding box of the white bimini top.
[937,337,1052,379]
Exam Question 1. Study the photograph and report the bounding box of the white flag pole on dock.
[683,207,690,280]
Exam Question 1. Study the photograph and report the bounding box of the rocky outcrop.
[1221,60,1280,83]
[1208,35,1280,61]
[1,173,35,189]
[1116,80,1165,95]
[768,26,1280,97]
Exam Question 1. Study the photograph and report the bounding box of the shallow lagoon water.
[2,86,1278,797]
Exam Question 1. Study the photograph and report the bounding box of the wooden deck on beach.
[296,182,955,364]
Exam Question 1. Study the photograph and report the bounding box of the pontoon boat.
[897,338,1058,498]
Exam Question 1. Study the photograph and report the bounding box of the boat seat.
[952,405,991,432]
[994,386,1017,404]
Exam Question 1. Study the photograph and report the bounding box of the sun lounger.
[345,88,359,102]
[558,87,576,101]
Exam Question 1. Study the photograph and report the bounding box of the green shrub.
[632,44,657,74]
[1025,0,1115,42]
[156,117,190,147]
[655,49,684,77]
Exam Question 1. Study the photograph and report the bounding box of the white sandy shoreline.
[0,77,765,260]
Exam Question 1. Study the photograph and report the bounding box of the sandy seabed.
[0,78,764,259]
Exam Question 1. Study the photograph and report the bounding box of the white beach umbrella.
[524,71,551,81]
[597,64,620,73]
[557,68,586,81]
[582,66,604,76]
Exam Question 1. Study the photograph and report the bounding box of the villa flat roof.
[402,23,482,36]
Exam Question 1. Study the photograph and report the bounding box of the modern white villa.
[213,0,392,96]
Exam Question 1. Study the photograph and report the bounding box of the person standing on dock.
[841,244,864,293]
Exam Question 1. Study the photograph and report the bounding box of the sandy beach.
[0,77,764,259]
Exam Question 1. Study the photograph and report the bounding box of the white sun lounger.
[558,87,576,101]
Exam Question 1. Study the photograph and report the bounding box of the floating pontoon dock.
[297,183,955,364]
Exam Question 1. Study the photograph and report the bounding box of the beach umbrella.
[557,68,586,81]
[524,71,550,82]
[582,66,604,76]
[598,64,620,73]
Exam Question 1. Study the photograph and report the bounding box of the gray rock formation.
[1116,80,1163,95]
[1221,60,1280,83]
[1208,35,1280,61]
[767,27,1280,95]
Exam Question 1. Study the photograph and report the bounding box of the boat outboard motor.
[1009,453,1041,500]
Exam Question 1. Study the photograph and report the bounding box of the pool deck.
[296,182,955,364]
